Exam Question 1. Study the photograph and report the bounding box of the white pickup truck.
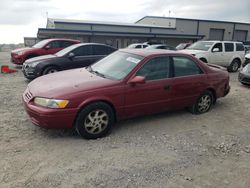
[181,41,245,72]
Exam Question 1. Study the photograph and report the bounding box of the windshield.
[176,43,186,50]
[32,40,50,48]
[187,41,214,51]
[89,51,143,80]
[55,44,79,57]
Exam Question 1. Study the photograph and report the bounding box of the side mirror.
[212,48,220,52]
[128,76,145,85]
[45,45,51,50]
[68,52,75,59]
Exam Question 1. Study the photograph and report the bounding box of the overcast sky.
[0,0,249,44]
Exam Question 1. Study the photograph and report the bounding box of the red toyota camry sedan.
[23,49,230,139]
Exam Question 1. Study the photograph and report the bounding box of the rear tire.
[42,66,59,75]
[228,59,240,72]
[189,91,213,114]
[75,102,114,139]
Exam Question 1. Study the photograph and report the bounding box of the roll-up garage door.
[209,29,224,40]
[233,30,247,41]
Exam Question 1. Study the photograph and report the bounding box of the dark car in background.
[23,49,230,139]
[176,42,192,50]
[11,38,80,65]
[239,63,250,85]
[127,43,149,49]
[146,44,176,50]
[22,43,116,79]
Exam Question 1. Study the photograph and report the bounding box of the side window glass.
[72,45,93,56]
[136,56,170,81]
[236,43,245,51]
[225,43,234,52]
[212,43,222,52]
[62,41,74,48]
[93,45,111,55]
[173,56,202,77]
[48,41,60,49]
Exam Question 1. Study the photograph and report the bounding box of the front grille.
[24,89,33,102]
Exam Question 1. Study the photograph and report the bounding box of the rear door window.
[61,41,75,48]
[236,43,245,51]
[173,56,202,77]
[93,45,115,55]
[224,43,234,52]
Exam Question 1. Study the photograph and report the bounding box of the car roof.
[43,38,80,42]
[120,48,188,57]
[199,40,243,44]
[70,43,116,48]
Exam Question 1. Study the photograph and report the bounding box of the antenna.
[169,10,171,17]
[46,11,48,18]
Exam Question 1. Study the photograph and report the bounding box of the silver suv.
[181,41,245,72]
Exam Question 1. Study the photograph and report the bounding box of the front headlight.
[17,51,24,56]
[34,97,69,109]
[242,65,250,73]
[30,62,40,68]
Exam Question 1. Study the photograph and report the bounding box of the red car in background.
[11,38,80,65]
[23,49,230,139]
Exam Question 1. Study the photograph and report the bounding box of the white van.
[181,41,245,72]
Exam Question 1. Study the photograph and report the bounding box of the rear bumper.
[23,95,78,129]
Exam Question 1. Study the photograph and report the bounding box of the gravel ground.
[0,51,250,188]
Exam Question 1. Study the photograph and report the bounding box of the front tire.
[75,102,114,139]
[189,91,213,114]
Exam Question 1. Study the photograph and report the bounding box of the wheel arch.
[42,64,61,74]
[232,57,242,66]
[76,98,117,123]
[206,88,217,104]
[199,57,208,63]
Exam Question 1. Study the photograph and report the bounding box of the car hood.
[180,49,206,54]
[241,64,250,74]
[25,54,57,64]
[28,68,119,98]
[11,47,33,53]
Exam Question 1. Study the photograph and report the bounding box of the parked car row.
[7,38,246,139]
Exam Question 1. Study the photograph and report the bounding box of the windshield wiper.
[87,66,106,78]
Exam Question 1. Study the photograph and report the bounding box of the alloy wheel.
[197,95,212,113]
[84,109,109,134]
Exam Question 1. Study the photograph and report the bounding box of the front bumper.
[238,71,250,85]
[22,64,41,79]
[23,89,78,129]
[11,53,25,65]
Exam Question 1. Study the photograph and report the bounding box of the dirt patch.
[0,52,249,188]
